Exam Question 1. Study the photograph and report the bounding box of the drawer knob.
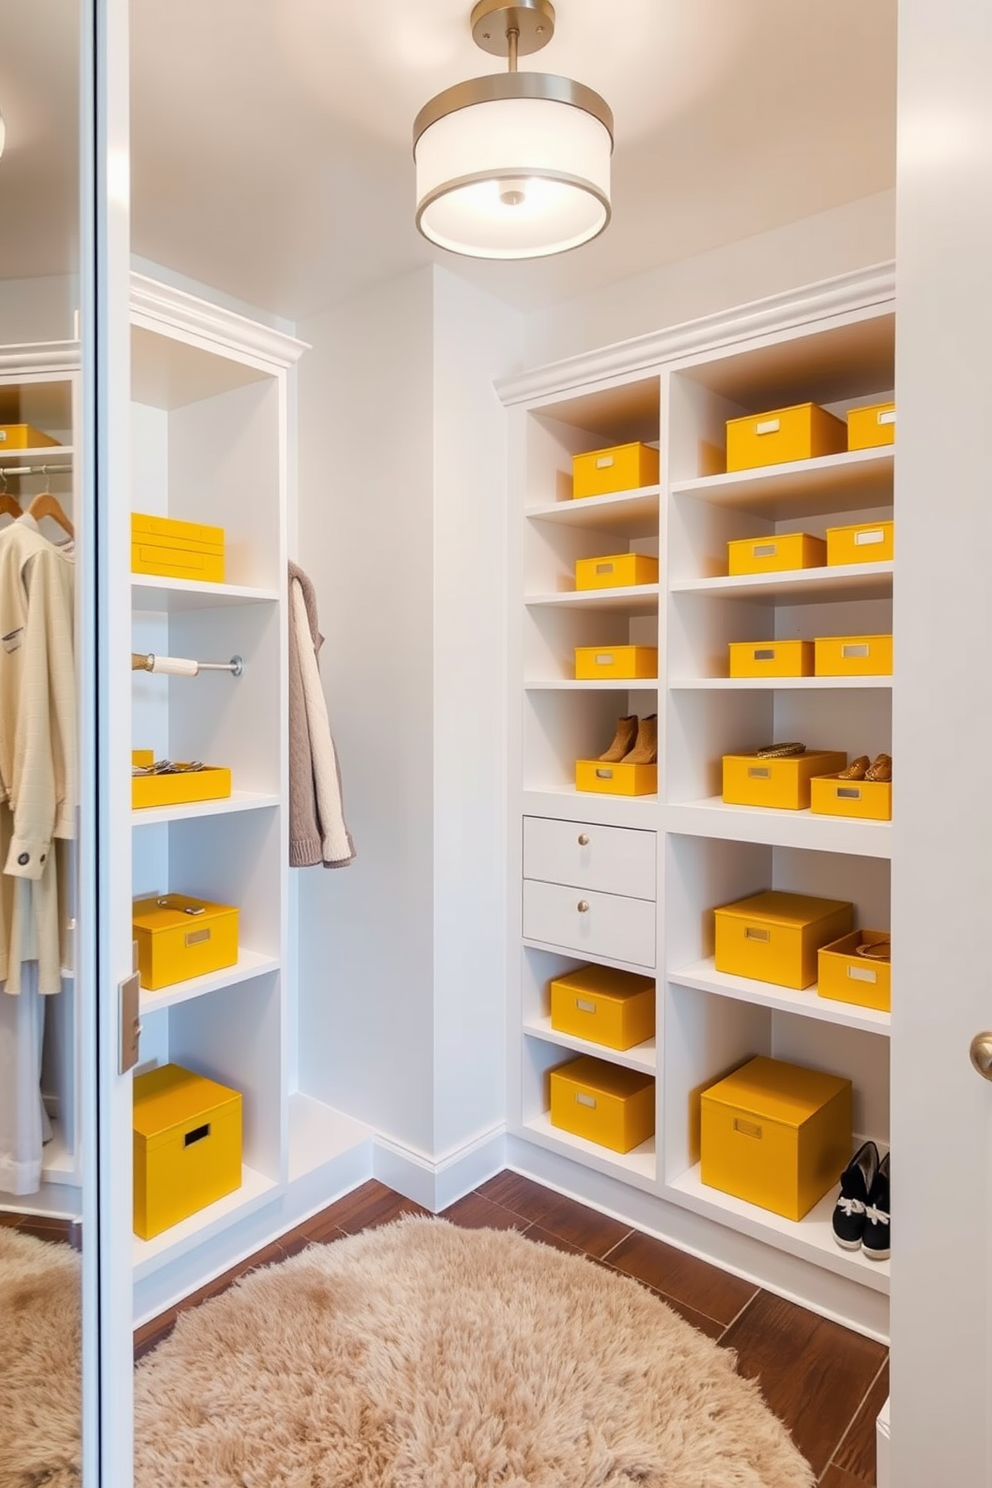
[577,900,590,913]
[577,833,590,846]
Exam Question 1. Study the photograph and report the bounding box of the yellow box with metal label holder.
[132,893,239,990]
[726,403,847,473]
[714,890,854,990]
[700,1055,852,1221]
[575,553,659,591]
[810,774,892,822]
[575,760,657,797]
[133,1063,242,1240]
[825,521,894,566]
[727,532,826,577]
[847,401,896,451]
[722,750,847,810]
[0,423,61,449]
[814,633,893,677]
[550,965,655,1051]
[572,442,660,500]
[550,1055,655,1153]
[574,645,657,681]
[728,640,814,679]
[131,512,226,583]
[818,930,891,1014]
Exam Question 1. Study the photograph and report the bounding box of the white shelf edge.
[132,1165,280,1278]
[521,1110,657,1186]
[131,575,280,609]
[523,1017,657,1073]
[669,676,892,691]
[138,949,281,1015]
[666,797,893,858]
[526,485,661,522]
[670,561,893,601]
[524,678,660,691]
[522,938,656,976]
[668,958,890,1036]
[524,584,660,609]
[0,444,74,463]
[670,447,894,498]
[132,791,280,826]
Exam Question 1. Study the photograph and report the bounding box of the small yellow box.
[810,774,892,821]
[550,965,655,1051]
[814,634,893,677]
[575,553,659,591]
[722,750,847,810]
[575,759,657,796]
[550,1055,655,1153]
[0,423,61,449]
[132,765,232,811]
[132,749,155,770]
[132,892,239,991]
[133,1063,242,1240]
[847,401,896,451]
[727,533,826,577]
[574,645,657,681]
[818,930,891,1013]
[728,640,814,679]
[714,890,855,990]
[825,521,894,567]
[572,442,660,500]
[131,512,226,583]
[726,403,847,473]
[700,1055,852,1221]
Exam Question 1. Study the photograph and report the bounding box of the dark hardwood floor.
[133,1171,887,1486]
[0,1208,82,1249]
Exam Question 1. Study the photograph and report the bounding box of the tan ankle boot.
[599,715,638,762]
[622,714,657,765]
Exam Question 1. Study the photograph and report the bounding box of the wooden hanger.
[0,474,19,522]
[27,489,74,539]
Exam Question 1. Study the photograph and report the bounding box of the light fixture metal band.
[415,164,612,244]
[413,71,614,152]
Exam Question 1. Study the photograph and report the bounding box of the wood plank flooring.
[0,1209,81,1249]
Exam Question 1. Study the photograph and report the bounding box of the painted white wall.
[0,275,78,344]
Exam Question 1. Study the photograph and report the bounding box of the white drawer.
[522,880,656,969]
[523,817,656,901]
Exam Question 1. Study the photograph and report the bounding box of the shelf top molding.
[131,272,310,371]
[0,340,80,377]
[496,262,896,408]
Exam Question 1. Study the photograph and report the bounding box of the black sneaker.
[832,1140,879,1250]
[862,1151,890,1260]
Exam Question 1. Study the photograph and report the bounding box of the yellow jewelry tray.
[132,764,232,810]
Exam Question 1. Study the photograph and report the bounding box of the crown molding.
[496,261,896,407]
[0,341,80,376]
[130,272,310,369]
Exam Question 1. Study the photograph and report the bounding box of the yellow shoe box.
[728,639,814,679]
[825,521,894,566]
[132,765,232,811]
[818,930,891,1014]
[131,512,226,584]
[727,533,826,577]
[574,645,657,681]
[572,442,659,500]
[847,401,895,451]
[814,634,893,677]
[700,1055,852,1221]
[0,423,61,449]
[575,553,659,591]
[714,890,854,990]
[550,965,655,1051]
[575,760,657,796]
[133,1063,242,1240]
[550,1055,655,1153]
[133,892,239,991]
[722,750,847,811]
[810,774,892,821]
[726,403,847,473]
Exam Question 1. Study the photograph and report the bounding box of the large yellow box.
[728,639,814,679]
[132,765,232,811]
[572,442,660,500]
[726,403,847,473]
[814,633,893,677]
[818,930,891,1014]
[810,773,892,822]
[847,401,896,451]
[700,1056,852,1221]
[825,521,894,567]
[0,423,61,449]
[574,645,657,681]
[131,512,226,583]
[133,892,239,991]
[714,890,855,990]
[133,1063,242,1240]
[549,1056,655,1153]
[722,750,847,810]
[727,532,826,577]
[550,965,655,1051]
[575,759,657,796]
[575,553,659,591]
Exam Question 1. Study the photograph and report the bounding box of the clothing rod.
[131,652,244,678]
[0,463,73,478]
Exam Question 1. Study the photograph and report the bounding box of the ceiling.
[0,1,896,323]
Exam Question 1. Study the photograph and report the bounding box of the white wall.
[0,274,78,344]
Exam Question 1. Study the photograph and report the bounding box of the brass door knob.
[577,834,590,846]
[577,900,590,913]
[970,1033,992,1081]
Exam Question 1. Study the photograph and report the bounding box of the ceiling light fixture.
[413,0,613,260]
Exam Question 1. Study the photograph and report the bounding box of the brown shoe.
[839,755,870,780]
[599,715,638,762]
[622,714,658,766]
[866,753,892,782]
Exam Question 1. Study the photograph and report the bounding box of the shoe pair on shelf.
[599,714,657,766]
[839,753,892,782]
[832,1140,890,1260]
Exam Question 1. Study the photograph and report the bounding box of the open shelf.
[525,678,660,691]
[666,798,892,858]
[0,444,74,465]
[138,949,280,1015]
[670,675,891,691]
[287,1094,374,1183]
[132,1164,280,1279]
[671,562,893,604]
[131,791,280,826]
[522,1110,656,1187]
[523,1017,657,1073]
[131,576,280,611]
[525,585,660,614]
[671,448,894,520]
[668,958,889,1036]
[526,486,660,534]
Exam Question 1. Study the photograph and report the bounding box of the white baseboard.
[875,1395,890,1488]
[373,1125,507,1212]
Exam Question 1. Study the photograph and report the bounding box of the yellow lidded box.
[0,423,61,449]
[727,533,826,577]
[572,442,660,500]
[550,1055,655,1153]
[550,965,655,1052]
[132,764,232,811]
[722,750,847,811]
[814,634,893,677]
[133,1063,242,1240]
[714,890,855,990]
[700,1055,852,1221]
[574,645,657,681]
[847,401,896,451]
[132,892,239,991]
[810,773,892,822]
[728,640,814,679]
[818,930,891,1014]
[575,760,657,797]
[825,521,894,567]
[131,512,226,584]
[725,403,847,473]
[575,553,659,591]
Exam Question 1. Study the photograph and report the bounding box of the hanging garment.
[0,963,51,1195]
[288,561,354,869]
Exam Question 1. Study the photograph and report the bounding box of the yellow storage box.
[714,890,854,990]
[814,633,893,677]
[550,965,655,1051]
[133,892,239,991]
[847,401,896,451]
[810,773,892,822]
[575,760,657,797]
[133,1063,242,1240]
[726,403,847,473]
[572,442,660,500]
[575,553,659,591]
[0,423,61,449]
[574,645,657,681]
[727,533,826,577]
[728,640,814,679]
[722,750,847,810]
[132,764,232,811]
[818,930,891,1014]
[825,521,894,567]
[700,1055,852,1220]
[550,1055,654,1153]
[131,512,226,583]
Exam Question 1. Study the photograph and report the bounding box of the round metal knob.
[577,900,590,913]
[970,1032,992,1080]
[577,834,590,846]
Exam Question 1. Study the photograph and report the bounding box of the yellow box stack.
[131,512,226,583]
